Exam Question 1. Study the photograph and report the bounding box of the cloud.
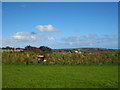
[11,32,37,41]
[97,34,117,42]
[2,31,57,48]
[60,34,118,48]
[2,31,118,49]
[30,32,36,35]
[35,24,59,32]
[62,36,80,42]
[83,34,97,39]
[12,32,25,40]
[48,37,55,40]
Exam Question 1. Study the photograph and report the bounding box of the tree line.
[2,45,52,55]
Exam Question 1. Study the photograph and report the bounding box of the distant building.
[75,50,82,54]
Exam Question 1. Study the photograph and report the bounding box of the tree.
[39,46,52,54]
[5,46,13,49]
[24,45,41,54]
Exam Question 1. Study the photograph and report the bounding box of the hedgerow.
[2,51,118,65]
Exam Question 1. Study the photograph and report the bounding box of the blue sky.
[2,2,118,49]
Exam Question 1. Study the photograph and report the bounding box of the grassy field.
[0,65,2,89]
[2,64,118,88]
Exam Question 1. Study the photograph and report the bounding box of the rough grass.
[2,52,118,64]
[2,64,118,88]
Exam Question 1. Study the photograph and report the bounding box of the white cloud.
[48,37,55,40]
[35,24,59,32]
[2,32,118,49]
[12,32,25,40]
[83,34,97,39]
[2,31,57,47]
[97,34,117,42]
[69,42,73,45]
[30,36,36,39]
[11,32,37,41]
[60,34,118,48]
[62,35,81,42]
[11,32,45,44]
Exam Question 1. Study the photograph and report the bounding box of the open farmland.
[2,64,118,88]
[2,47,119,88]
[2,2,119,89]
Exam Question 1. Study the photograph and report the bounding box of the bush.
[39,46,52,55]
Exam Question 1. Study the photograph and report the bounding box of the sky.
[2,0,120,2]
[2,2,118,49]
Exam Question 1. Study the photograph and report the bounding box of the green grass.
[2,64,118,88]
[0,65,2,89]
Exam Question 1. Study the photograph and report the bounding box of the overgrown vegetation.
[46,53,118,65]
[2,51,118,64]
[1,45,119,64]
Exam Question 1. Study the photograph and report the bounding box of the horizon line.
[1,45,118,50]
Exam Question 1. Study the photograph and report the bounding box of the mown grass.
[0,65,2,89]
[2,64,118,88]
